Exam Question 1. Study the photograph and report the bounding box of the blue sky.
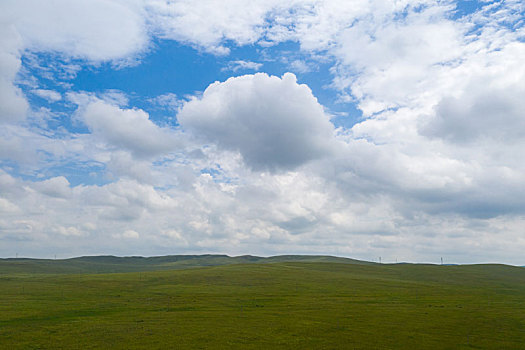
[1,0,524,264]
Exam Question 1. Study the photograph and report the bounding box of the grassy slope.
[0,254,369,274]
[1,259,524,349]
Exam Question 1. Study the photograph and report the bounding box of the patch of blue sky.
[25,96,87,135]
[62,163,109,187]
[72,40,221,100]
[42,160,108,187]
[17,54,83,103]
[0,156,105,186]
[457,0,523,28]
[200,166,222,177]
[453,0,488,19]
[392,1,428,21]
[200,164,237,184]
[461,1,523,40]
[0,160,21,178]
[18,54,87,134]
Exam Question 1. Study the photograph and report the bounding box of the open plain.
[1,255,524,349]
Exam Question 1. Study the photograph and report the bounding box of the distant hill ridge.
[0,254,372,274]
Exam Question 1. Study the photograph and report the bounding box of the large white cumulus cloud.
[178,73,335,171]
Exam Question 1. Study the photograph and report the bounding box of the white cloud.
[106,151,153,182]
[148,93,184,112]
[3,0,148,62]
[80,100,181,158]
[0,25,29,123]
[178,73,336,171]
[54,225,85,237]
[329,4,465,116]
[33,176,71,199]
[32,89,62,102]
[144,0,289,54]
[423,82,525,143]
[115,230,140,239]
[0,155,524,263]
[289,60,311,73]
[0,125,39,164]
[222,60,263,72]
[0,198,20,214]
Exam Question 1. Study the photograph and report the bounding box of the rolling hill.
[1,255,524,349]
[0,254,370,274]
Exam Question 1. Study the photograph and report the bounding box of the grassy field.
[1,256,525,349]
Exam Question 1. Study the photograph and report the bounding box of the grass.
[0,254,369,274]
[1,256,525,349]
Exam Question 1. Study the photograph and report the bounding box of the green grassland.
[0,255,370,275]
[1,256,525,349]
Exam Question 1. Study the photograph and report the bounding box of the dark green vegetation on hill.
[1,255,524,349]
[0,254,369,274]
